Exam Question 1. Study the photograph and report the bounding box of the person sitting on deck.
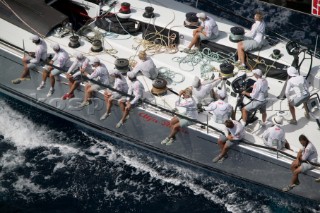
[100,70,129,120]
[285,66,310,125]
[12,35,47,84]
[37,43,70,97]
[62,53,92,100]
[262,115,291,150]
[116,71,144,128]
[203,89,233,124]
[183,12,219,54]
[130,51,158,80]
[282,134,318,192]
[212,119,245,163]
[161,87,198,146]
[79,57,110,107]
[190,76,222,106]
[236,11,266,70]
[241,69,268,126]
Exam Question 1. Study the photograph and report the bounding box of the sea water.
[0,96,319,212]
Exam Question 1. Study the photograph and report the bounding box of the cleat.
[161,137,170,145]
[116,121,123,128]
[47,88,54,97]
[165,138,175,146]
[289,119,297,125]
[100,112,111,120]
[37,83,45,90]
[62,93,69,100]
[67,93,75,99]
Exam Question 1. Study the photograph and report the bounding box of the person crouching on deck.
[212,119,245,163]
[129,51,158,80]
[12,35,47,84]
[236,11,265,70]
[183,12,219,54]
[62,53,92,100]
[116,71,144,128]
[79,57,110,107]
[282,134,318,192]
[161,88,198,146]
[37,43,70,97]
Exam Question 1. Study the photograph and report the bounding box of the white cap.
[30,35,40,42]
[287,66,298,77]
[217,89,226,99]
[109,69,121,76]
[127,71,136,79]
[91,57,100,64]
[196,12,206,19]
[76,53,84,60]
[51,43,60,51]
[272,115,283,126]
[192,76,200,88]
[252,69,262,76]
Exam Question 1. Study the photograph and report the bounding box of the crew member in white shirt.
[116,71,144,128]
[12,35,48,84]
[161,87,198,146]
[100,70,129,120]
[204,89,233,124]
[62,53,91,100]
[237,11,266,69]
[184,12,219,53]
[283,134,318,192]
[130,51,158,80]
[285,66,310,125]
[212,119,245,163]
[37,43,70,97]
[79,57,110,107]
[241,69,268,125]
[191,76,222,106]
[262,115,291,150]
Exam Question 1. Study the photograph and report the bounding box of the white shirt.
[192,84,213,104]
[201,16,219,37]
[262,125,285,148]
[250,77,268,101]
[126,79,144,105]
[112,75,129,96]
[175,97,198,119]
[225,120,245,140]
[301,142,318,163]
[67,57,91,78]
[131,57,158,79]
[30,39,47,64]
[52,48,70,68]
[245,20,266,44]
[285,75,309,98]
[204,100,232,124]
[87,64,109,85]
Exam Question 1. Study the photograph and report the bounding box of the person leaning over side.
[100,70,129,120]
[285,66,310,125]
[183,12,219,54]
[62,53,92,100]
[282,134,318,192]
[79,57,110,107]
[12,35,47,84]
[261,115,291,150]
[236,11,266,70]
[191,76,222,106]
[241,69,268,126]
[130,51,158,80]
[116,71,144,128]
[37,43,70,97]
[212,119,245,163]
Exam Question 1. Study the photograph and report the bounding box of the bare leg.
[241,108,248,123]
[106,98,113,114]
[290,166,302,185]
[50,74,55,88]
[188,33,201,49]
[169,122,180,139]
[42,70,49,82]
[119,100,126,112]
[289,103,296,121]
[83,84,91,102]
[262,112,267,123]
[237,41,245,64]
[120,106,130,123]
[69,82,79,94]
[220,144,229,158]
[21,56,30,78]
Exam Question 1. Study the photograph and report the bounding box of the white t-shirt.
[175,97,198,119]
[112,75,129,96]
[250,77,268,101]
[301,142,318,163]
[204,100,232,124]
[30,39,47,64]
[126,79,144,105]
[131,57,158,79]
[285,75,309,98]
[262,125,285,148]
[192,84,213,104]
[201,16,219,37]
[67,57,91,78]
[225,120,245,140]
[52,48,70,68]
[245,20,266,44]
[87,64,110,85]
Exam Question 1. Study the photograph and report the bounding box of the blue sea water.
[0,96,319,213]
